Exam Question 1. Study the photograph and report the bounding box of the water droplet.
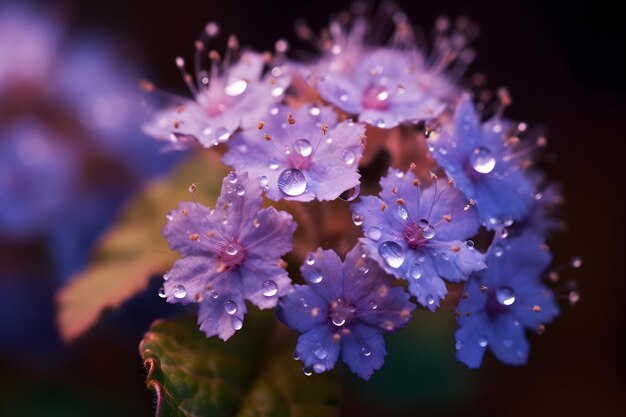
[378,241,405,268]
[303,366,313,376]
[163,272,170,281]
[376,90,389,101]
[313,364,326,373]
[342,149,355,165]
[262,280,278,297]
[277,168,307,196]
[366,226,382,241]
[496,286,516,306]
[158,287,166,298]
[271,86,284,97]
[339,184,360,201]
[418,219,436,239]
[224,300,238,315]
[493,243,505,257]
[232,317,243,330]
[216,127,230,142]
[478,336,488,347]
[305,254,315,265]
[227,172,238,183]
[292,351,300,361]
[313,343,327,359]
[339,93,349,102]
[361,346,372,356]
[308,269,323,284]
[294,139,313,157]
[470,147,496,174]
[332,316,346,327]
[309,106,321,116]
[455,339,463,351]
[352,213,364,226]
[426,294,435,305]
[269,159,279,170]
[369,301,378,310]
[224,79,248,96]
[409,263,423,280]
[172,284,187,299]
[225,244,238,256]
[236,185,245,196]
[500,228,509,238]
[465,240,475,248]
[166,213,174,222]
[397,205,408,220]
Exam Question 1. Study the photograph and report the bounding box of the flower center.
[485,286,516,317]
[404,219,436,249]
[329,298,356,327]
[361,84,390,110]
[219,241,246,268]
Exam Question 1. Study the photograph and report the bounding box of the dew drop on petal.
[236,185,245,196]
[493,243,505,257]
[339,184,360,201]
[224,79,248,96]
[496,286,516,306]
[361,346,372,356]
[226,244,238,256]
[309,106,321,116]
[342,149,355,165]
[470,147,496,174]
[426,294,435,305]
[269,159,279,170]
[352,213,364,226]
[478,335,488,348]
[262,280,278,297]
[172,284,187,299]
[397,205,408,220]
[216,127,230,142]
[305,253,315,265]
[366,226,382,241]
[163,272,170,281]
[455,339,463,351]
[308,269,323,284]
[378,241,405,268]
[313,364,326,373]
[158,287,166,298]
[232,317,243,330]
[224,300,238,315]
[294,139,313,157]
[277,168,307,196]
[292,351,300,361]
[303,367,313,376]
[259,176,269,188]
[409,263,423,280]
[227,172,238,183]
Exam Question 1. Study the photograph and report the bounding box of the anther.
[532,305,542,313]
[287,113,296,125]
[264,133,272,141]
[189,233,200,241]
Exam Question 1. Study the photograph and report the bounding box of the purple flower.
[162,171,296,340]
[222,104,366,202]
[351,168,486,310]
[277,245,415,380]
[454,234,559,368]
[142,23,290,150]
[427,94,536,228]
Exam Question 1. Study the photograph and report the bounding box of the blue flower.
[351,168,486,310]
[277,245,415,380]
[454,234,559,368]
[222,104,366,202]
[142,23,290,150]
[162,171,296,340]
[426,94,536,228]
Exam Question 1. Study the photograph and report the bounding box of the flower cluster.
[154,6,575,379]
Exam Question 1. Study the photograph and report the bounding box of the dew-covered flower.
[454,234,559,368]
[277,245,415,380]
[351,168,486,310]
[222,104,366,202]
[162,171,296,340]
[427,94,537,228]
[300,9,476,128]
[142,23,290,150]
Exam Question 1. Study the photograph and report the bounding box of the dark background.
[2,0,624,416]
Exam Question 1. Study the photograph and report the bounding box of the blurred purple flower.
[351,168,485,310]
[454,234,559,368]
[223,104,366,202]
[142,23,290,150]
[162,171,296,340]
[277,245,415,380]
[427,94,537,229]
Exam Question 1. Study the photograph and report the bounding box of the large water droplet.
[308,269,323,284]
[342,149,355,165]
[470,147,496,174]
[224,79,248,96]
[409,263,423,280]
[397,205,408,220]
[172,284,187,299]
[224,300,238,315]
[496,286,516,306]
[294,139,313,157]
[277,168,307,196]
[378,241,405,268]
[262,280,278,297]
[366,226,382,241]
[339,185,360,201]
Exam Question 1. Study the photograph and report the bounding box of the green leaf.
[56,151,228,342]
[139,313,340,417]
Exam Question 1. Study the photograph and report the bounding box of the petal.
[240,257,292,309]
[162,255,224,305]
[486,315,530,366]
[341,322,387,380]
[295,323,341,373]
[276,285,328,333]
[429,241,486,282]
[454,311,489,369]
[512,283,559,329]
[163,202,222,257]
[405,252,448,311]
[214,171,264,239]
[240,206,296,259]
[196,273,248,341]
[300,248,344,301]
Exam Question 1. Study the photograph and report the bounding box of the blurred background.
[0,0,623,416]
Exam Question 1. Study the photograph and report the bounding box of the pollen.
[188,233,200,241]
[257,121,265,130]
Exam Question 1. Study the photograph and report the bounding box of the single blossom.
[162,171,296,340]
[454,234,559,368]
[277,245,415,380]
[351,168,486,310]
[426,94,537,228]
[222,104,366,202]
[142,23,290,150]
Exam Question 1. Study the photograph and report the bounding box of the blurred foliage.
[55,150,227,342]
[139,311,340,417]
